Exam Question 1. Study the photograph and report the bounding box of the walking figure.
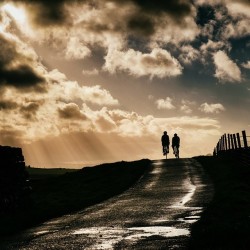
[161,131,170,159]
[172,133,180,158]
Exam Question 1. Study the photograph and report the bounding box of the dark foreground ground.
[0,159,150,236]
[190,156,250,249]
[1,156,249,249]
[0,159,213,249]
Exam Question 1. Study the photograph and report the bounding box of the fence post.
[213,147,217,156]
[236,133,241,148]
[242,130,248,148]
[228,134,231,150]
[224,134,228,150]
[233,134,237,149]
[230,134,235,150]
[216,142,220,154]
[221,136,224,151]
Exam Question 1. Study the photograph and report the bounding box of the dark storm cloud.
[129,0,193,18]
[0,65,44,88]
[110,0,195,36]
[0,35,45,89]
[127,14,155,37]
[9,0,195,38]
[11,0,72,26]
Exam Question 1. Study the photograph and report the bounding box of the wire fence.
[213,130,250,167]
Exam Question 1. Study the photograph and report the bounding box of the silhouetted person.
[161,131,170,156]
[172,133,180,158]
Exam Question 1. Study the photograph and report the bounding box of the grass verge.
[0,159,151,237]
[189,156,250,250]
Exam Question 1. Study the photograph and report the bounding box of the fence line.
[213,130,250,166]
[214,130,249,155]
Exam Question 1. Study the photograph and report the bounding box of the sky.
[0,0,250,168]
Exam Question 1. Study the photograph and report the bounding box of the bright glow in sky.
[0,0,249,168]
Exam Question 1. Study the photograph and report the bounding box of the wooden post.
[233,134,237,149]
[228,134,231,150]
[213,147,217,156]
[220,136,224,151]
[236,133,241,148]
[224,134,228,151]
[230,134,234,150]
[216,142,220,153]
[242,130,248,148]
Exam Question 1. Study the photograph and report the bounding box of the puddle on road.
[145,163,163,189]
[33,230,50,236]
[127,226,189,238]
[71,225,189,249]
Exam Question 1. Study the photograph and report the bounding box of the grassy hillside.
[0,159,151,236]
[27,167,78,179]
[189,156,250,249]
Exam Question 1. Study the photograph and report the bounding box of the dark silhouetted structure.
[0,146,30,213]
[213,130,250,166]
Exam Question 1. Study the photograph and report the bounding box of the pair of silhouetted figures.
[161,131,180,158]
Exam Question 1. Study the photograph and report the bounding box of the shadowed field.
[189,156,250,249]
[0,159,151,236]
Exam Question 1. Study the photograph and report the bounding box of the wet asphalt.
[2,158,213,250]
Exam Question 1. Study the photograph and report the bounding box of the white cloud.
[104,48,183,79]
[179,45,200,64]
[156,97,175,110]
[200,40,230,54]
[64,37,91,60]
[242,61,250,69]
[226,1,250,19]
[213,50,241,82]
[180,105,192,114]
[199,103,225,114]
[47,69,119,106]
[196,0,250,39]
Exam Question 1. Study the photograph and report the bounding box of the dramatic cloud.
[213,50,241,82]
[1,0,249,167]
[196,0,250,39]
[199,103,225,114]
[47,70,119,106]
[104,48,182,78]
[0,33,45,89]
[156,97,175,110]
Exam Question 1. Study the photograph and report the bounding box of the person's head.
[174,133,177,137]
[164,131,167,135]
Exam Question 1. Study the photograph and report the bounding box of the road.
[2,158,213,249]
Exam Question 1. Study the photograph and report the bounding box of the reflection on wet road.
[2,159,213,249]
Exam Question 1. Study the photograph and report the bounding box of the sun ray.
[2,3,27,24]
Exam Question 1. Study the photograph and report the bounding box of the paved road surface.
[2,159,213,249]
